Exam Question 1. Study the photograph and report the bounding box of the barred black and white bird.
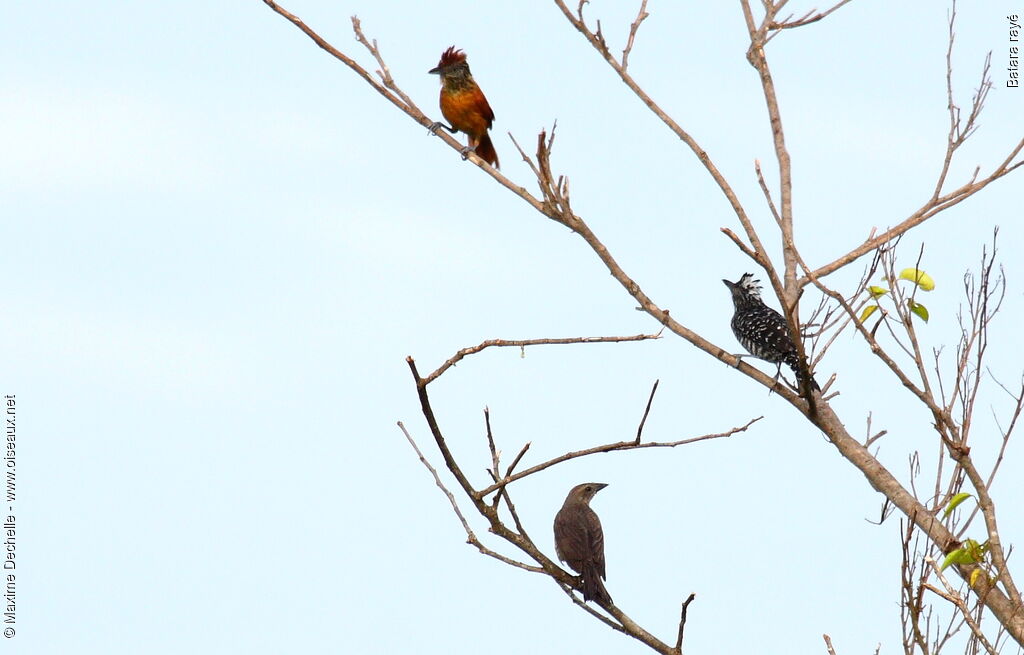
[723,273,819,391]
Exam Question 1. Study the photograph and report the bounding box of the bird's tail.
[474,133,499,169]
[581,563,612,605]
[788,361,820,392]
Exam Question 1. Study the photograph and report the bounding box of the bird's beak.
[722,279,735,289]
[594,483,609,492]
[428,65,441,74]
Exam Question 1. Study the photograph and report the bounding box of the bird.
[553,482,612,604]
[723,273,820,392]
[428,46,500,168]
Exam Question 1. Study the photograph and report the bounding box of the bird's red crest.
[436,46,467,69]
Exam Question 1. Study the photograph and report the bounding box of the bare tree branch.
[553,0,761,259]
[740,1,798,297]
[925,557,1000,655]
[421,332,662,386]
[405,357,701,654]
[621,0,649,71]
[823,633,838,655]
[397,420,543,573]
[634,379,659,444]
[803,144,1023,285]
[674,593,696,652]
[476,416,763,501]
[770,0,856,31]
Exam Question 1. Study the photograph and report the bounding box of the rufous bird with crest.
[428,46,499,168]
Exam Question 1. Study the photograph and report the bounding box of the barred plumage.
[723,273,819,391]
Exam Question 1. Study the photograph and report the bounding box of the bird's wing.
[475,91,495,128]
[765,306,798,354]
[589,514,606,579]
[554,509,592,567]
[554,513,583,556]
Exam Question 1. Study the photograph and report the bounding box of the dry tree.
[263,1,1024,652]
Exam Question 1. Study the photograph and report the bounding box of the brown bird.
[428,46,500,168]
[553,482,612,604]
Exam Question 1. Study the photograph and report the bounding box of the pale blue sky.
[3,1,1023,653]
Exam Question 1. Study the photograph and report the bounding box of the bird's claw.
[459,146,472,161]
[427,122,443,136]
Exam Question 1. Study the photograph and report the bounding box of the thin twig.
[477,417,763,500]
[986,373,1024,489]
[720,227,762,264]
[558,581,625,631]
[621,0,649,71]
[553,0,761,257]
[739,1,797,300]
[484,408,504,511]
[770,0,855,30]
[823,633,838,655]
[864,412,889,448]
[397,421,544,573]
[350,17,421,112]
[674,593,696,651]
[482,409,533,539]
[634,379,660,444]
[754,159,783,226]
[803,135,1024,285]
[506,442,532,478]
[485,407,500,481]
[925,557,999,655]
[422,333,662,386]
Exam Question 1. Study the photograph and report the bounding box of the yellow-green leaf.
[940,546,982,570]
[941,548,967,570]
[943,492,973,518]
[970,568,982,587]
[868,286,889,298]
[909,301,929,322]
[859,305,879,322]
[899,268,936,291]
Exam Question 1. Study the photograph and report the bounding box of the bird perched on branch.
[723,273,820,392]
[553,482,612,604]
[428,46,500,168]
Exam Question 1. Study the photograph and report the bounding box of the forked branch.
[402,352,733,654]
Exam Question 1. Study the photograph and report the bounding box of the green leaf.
[941,539,988,570]
[941,549,964,570]
[899,268,936,291]
[943,492,973,518]
[909,300,929,322]
[941,547,973,570]
[859,305,879,322]
[868,286,889,298]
